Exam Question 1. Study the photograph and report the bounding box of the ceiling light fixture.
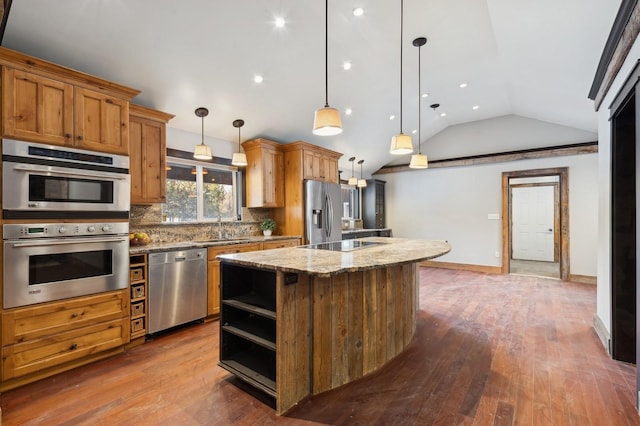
[313,0,343,136]
[348,157,358,185]
[390,0,413,155]
[459,83,468,88]
[253,75,264,83]
[473,105,479,110]
[231,119,248,167]
[193,107,212,160]
[440,112,447,117]
[343,61,352,70]
[409,37,430,170]
[421,93,429,98]
[352,7,364,17]
[345,108,353,115]
[357,159,367,187]
[274,17,286,28]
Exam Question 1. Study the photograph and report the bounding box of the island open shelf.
[217,237,451,415]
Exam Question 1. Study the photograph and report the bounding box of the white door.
[511,185,555,262]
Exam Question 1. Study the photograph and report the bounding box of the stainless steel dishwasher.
[148,248,207,334]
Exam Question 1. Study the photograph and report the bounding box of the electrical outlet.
[495,251,500,258]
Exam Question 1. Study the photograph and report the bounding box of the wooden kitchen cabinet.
[302,145,339,183]
[129,104,174,204]
[129,254,148,343]
[0,48,139,155]
[242,138,284,208]
[207,242,262,317]
[2,68,74,145]
[262,238,300,250]
[1,290,129,387]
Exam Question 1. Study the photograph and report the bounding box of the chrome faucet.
[217,215,222,239]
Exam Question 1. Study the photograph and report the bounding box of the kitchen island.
[217,237,451,414]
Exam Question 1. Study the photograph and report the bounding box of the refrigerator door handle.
[325,192,333,238]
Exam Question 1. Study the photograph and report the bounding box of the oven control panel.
[3,222,129,239]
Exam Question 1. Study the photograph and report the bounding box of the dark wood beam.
[0,0,13,45]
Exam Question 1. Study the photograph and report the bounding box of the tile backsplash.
[130,204,271,243]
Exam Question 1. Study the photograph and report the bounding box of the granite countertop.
[128,235,301,254]
[217,237,451,277]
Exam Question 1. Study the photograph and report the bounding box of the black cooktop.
[304,240,388,252]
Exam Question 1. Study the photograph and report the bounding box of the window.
[162,158,238,222]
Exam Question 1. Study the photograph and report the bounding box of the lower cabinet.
[219,262,310,415]
[1,291,129,388]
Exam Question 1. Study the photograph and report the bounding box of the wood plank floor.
[1,267,638,425]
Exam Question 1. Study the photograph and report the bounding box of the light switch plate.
[487,213,500,220]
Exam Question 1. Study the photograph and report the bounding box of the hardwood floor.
[1,268,638,425]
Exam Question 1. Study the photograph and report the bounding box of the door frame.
[501,167,569,280]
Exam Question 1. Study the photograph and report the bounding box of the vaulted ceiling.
[1,0,620,175]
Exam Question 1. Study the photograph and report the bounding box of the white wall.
[595,35,640,336]
[378,152,598,276]
[166,127,236,160]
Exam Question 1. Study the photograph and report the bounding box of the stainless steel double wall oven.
[2,139,131,308]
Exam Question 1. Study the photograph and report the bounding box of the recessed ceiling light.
[421,93,429,98]
[472,105,479,110]
[440,112,447,117]
[459,83,468,88]
[389,115,395,120]
[274,17,286,28]
[343,61,352,71]
[352,7,364,17]
[411,129,417,134]
[253,75,264,83]
[345,108,353,115]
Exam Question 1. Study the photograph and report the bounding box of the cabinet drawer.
[131,283,145,300]
[208,243,262,260]
[262,239,299,250]
[2,291,127,346]
[131,301,145,317]
[2,318,128,380]
[131,317,145,333]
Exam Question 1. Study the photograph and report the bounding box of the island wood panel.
[275,271,311,415]
[312,265,418,395]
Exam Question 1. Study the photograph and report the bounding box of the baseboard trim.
[568,274,597,285]
[593,313,611,355]
[419,260,502,274]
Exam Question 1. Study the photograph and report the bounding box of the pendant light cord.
[324,0,329,108]
[400,0,404,133]
[417,41,421,154]
[201,115,205,145]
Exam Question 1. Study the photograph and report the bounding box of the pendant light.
[409,37,429,169]
[231,119,248,167]
[347,156,357,185]
[193,107,212,160]
[357,159,367,188]
[312,0,343,136]
[390,0,413,155]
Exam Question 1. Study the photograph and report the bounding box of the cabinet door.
[74,87,129,155]
[322,156,338,183]
[261,148,284,207]
[208,260,221,316]
[2,68,74,145]
[303,151,322,180]
[130,115,166,203]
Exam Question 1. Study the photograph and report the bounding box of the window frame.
[163,156,239,223]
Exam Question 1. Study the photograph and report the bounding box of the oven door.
[2,161,130,218]
[3,235,129,309]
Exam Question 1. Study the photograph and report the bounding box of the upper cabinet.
[0,47,140,155]
[129,104,174,204]
[242,138,284,208]
[301,145,339,183]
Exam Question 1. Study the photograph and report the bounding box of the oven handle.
[10,236,128,248]
[11,165,128,181]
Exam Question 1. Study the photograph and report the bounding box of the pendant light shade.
[313,0,342,136]
[409,37,429,169]
[357,159,367,188]
[231,119,248,167]
[193,107,213,160]
[347,156,357,185]
[390,0,413,155]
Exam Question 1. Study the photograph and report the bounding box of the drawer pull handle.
[69,343,78,351]
[71,313,78,318]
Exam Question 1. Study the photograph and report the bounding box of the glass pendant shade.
[390,132,413,155]
[409,153,428,169]
[357,178,367,188]
[348,176,358,186]
[313,106,343,136]
[232,152,248,167]
[193,143,212,160]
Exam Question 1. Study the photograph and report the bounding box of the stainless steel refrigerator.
[304,179,342,245]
